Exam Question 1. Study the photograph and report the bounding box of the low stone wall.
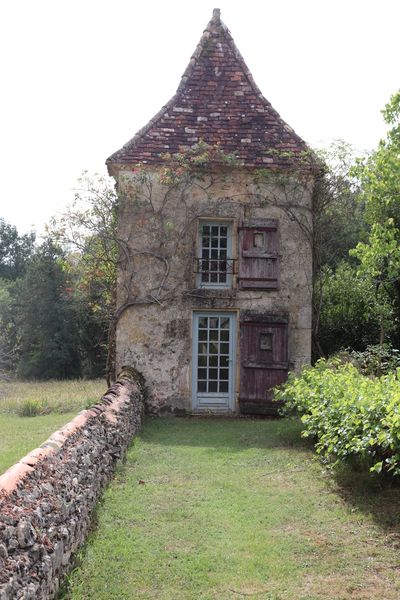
[0,376,143,600]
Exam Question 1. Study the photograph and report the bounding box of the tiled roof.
[107,9,311,171]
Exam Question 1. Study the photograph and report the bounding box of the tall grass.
[0,379,106,417]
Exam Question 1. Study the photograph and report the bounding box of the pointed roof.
[107,9,311,172]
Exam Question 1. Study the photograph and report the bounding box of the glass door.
[192,312,236,412]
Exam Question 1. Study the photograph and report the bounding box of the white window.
[196,221,234,288]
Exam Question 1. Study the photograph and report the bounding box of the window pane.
[198,342,208,354]
[220,318,230,329]
[199,329,207,340]
[198,380,207,392]
[210,260,218,272]
[211,226,219,236]
[211,237,219,248]
[220,226,227,236]
[220,343,229,354]
[220,330,229,341]
[220,369,229,380]
[209,355,218,367]
[209,368,218,380]
[198,355,207,366]
[197,368,207,379]
[219,381,228,393]
[202,226,210,235]
[219,355,229,367]
[209,317,219,328]
[199,317,208,328]
[209,381,218,392]
[209,342,218,354]
[210,329,218,340]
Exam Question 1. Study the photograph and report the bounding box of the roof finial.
[212,8,221,23]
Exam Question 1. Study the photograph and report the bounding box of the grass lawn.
[0,379,106,474]
[65,417,400,600]
[0,412,79,474]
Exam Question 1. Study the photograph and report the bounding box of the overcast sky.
[1,0,399,234]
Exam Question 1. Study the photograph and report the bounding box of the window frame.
[196,220,234,289]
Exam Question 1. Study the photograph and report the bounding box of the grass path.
[65,417,400,599]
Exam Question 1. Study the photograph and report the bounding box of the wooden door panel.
[240,318,288,415]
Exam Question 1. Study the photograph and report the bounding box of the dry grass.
[0,379,106,416]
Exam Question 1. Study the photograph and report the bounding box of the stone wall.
[115,168,313,414]
[0,376,143,600]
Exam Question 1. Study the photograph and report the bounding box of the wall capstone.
[0,376,143,600]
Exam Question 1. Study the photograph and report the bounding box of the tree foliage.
[317,262,392,354]
[311,140,368,356]
[13,240,81,379]
[351,90,400,342]
[0,218,35,280]
[48,172,118,378]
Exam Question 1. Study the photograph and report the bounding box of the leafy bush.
[348,344,400,376]
[316,262,392,356]
[275,359,400,476]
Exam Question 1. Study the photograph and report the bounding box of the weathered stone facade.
[113,168,313,414]
[107,9,316,415]
[0,376,143,600]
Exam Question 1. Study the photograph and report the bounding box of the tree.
[317,261,393,355]
[0,218,35,280]
[48,172,118,379]
[311,140,367,356]
[0,219,36,377]
[351,90,400,344]
[13,240,81,379]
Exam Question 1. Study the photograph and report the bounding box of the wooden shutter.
[238,219,279,290]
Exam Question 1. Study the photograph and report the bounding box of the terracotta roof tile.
[107,9,311,171]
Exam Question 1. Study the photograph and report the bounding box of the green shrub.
[348,344,400,376]
[275,359,400,476]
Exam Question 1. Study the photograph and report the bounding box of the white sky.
[1,0,399,234]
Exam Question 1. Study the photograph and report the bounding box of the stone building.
[106,9,316,415]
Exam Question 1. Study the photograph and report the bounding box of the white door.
[192,312,236,412]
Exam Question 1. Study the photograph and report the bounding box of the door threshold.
[192,408,237,416]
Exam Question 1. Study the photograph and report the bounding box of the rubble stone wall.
[0,376,143,600]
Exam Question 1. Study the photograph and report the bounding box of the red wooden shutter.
[238,219,279,290]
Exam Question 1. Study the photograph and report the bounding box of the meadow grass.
[65,417,400,600]
[0,379,106,416]
[0,379,106,474]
